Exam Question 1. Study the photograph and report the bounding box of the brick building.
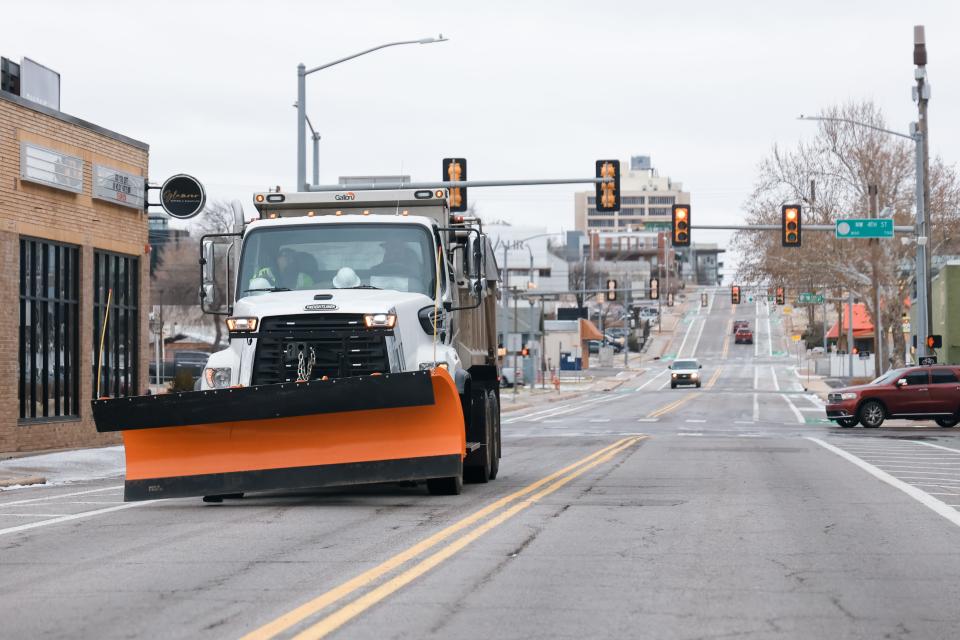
[0,89,150,453]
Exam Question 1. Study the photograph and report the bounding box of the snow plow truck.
[92,187,502,501]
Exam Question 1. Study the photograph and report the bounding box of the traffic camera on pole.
[595,160,620,212]
[781,205,801,247]
[775,286,785,306]
[672,204,691,247]
[442,158,467,212]
[649,276,659,300]
[606,278,617,301]
[731,285,741,304]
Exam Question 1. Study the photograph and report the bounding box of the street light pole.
[915,25,932,337]
[296,35,447,191]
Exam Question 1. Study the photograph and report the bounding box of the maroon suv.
[825,365,960,428]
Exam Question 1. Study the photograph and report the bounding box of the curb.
[0,475,46,488]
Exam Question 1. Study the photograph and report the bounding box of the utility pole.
[914,25,932,336]
[868,185,883,377]
[847,290,855,378]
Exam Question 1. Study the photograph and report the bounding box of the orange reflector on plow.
[93,370,465,501]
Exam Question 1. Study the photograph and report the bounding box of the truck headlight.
[840,392,858,400]
[226,317,258,332]
[364,313,396,328]
[204,367,232,389]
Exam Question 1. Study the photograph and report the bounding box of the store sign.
[19,57,60,110]
[93,165,144,210]
[20,141,82,193]
[160,174,206,219]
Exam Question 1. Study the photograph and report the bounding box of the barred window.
[19,238,80,420]
[648,207,671,216]
[92,251,140,398]
[622,196,645,205]
[649,196,675,205]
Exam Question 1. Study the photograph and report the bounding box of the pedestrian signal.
[782,205,801,247]
[672,204,691,247]
[595,160,620,212]
[442,158,467,212]
[649,277,659,300]
[606,278,617,301]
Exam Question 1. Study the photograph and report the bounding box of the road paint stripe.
[689,316,706,358]
[528,395,611,422]
[734,420,755,424]
[752,393,760,421]
[685,419,706,423]
[589,419,611,423]
[766,312,773,357]
[0,485,123,507]
[647,392,698,419]
[706,367,722,389]
[720,335,730,360]
[753,367,759,390]
[287,437,643,640]
[916,441,960,454]
[676,313,700,359]
[634,369,669,392]
[0,513,73,517]
[769,365,780,391]
[241,437,642,640]
[0,501,153,537]
[678,433,702,437]
[808,437,960,529]
[781,394,805,424]
[636,418,659,422]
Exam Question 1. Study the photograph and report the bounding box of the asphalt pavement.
[3,291,960,638]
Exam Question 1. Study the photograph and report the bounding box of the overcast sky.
[6,1,959,275]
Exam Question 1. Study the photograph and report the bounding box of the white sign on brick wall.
[20,141,82,193]
[93,164,144,210]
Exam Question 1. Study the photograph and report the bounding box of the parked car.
[669,359,702,388]
[588,339,623,355]
[500,355,524,387]
[735,327,754,344]
[638,306,659,318]
[825,365,960,428]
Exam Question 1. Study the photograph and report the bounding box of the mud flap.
[91,370,466,501]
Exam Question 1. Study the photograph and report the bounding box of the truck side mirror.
[202,240,215,284]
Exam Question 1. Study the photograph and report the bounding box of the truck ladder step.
[466,442,482,452]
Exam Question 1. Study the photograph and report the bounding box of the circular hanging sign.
[160,174,206,219]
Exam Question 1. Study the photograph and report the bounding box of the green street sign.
[835,218,894,239]
[798,293,825,304]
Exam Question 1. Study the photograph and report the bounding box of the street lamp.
[797,114,929,359]
[296,35,448,191]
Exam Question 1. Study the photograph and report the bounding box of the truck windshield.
[238,223,438,298]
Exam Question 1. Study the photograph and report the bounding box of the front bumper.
[825,402,857,419]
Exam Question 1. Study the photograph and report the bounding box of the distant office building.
[574,155,690,233]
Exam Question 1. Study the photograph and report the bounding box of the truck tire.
[465,388,493,484]
[487,390,500,481]
[427,472,463,495]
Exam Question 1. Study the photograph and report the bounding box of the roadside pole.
[915,25,932,337]
[513,290,519,400]
[868,185,883,377]
[847,290,855,378]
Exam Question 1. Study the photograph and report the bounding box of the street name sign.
[797,293,824,304]
[835,218,894,239]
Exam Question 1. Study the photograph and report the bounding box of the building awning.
[579,318,604,341]
[826,303,874,339]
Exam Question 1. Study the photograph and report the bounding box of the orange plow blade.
[91,370,465,501]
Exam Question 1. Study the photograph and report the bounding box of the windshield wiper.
[343,285,381,290]
[243,287,292,293]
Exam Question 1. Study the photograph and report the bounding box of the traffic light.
[782,205,801,247]
[521,345,530,357]
[595,160,620,212]
[667,292,675,307]
[649,276,659,300]
[606,278,617,301]
[443,158,467,212]
[775,286,785,306]
[731,285,741,304]
[927,334,943,349]
[672,204,691,247]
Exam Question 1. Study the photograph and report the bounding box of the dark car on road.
[825,365,960,428]
[735,327,754,344]
[670,358,702,388]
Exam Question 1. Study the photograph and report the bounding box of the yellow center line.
[647,392,699,418]
[721,335,730,360]
[241,436,641,640]
[706,366,723,389]
[291,437,645,640]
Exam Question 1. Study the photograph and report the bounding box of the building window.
[92,251,140,398]
[648,207,670,217]
[587,196,596,205]
[622,196,645,205]
[587,207,615,216]
[649,196,675,205]
[19,238,80,420]
[588,219,615,228]
[621,207,646,217]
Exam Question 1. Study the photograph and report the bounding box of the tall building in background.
[574,155,690,233]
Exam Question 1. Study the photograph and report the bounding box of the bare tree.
[568,260,609,308]
[735,100,960,367]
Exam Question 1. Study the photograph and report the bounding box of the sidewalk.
[0,446,124,490]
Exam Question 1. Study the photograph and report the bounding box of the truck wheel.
[465,389,493,484]
[487,390,500,481]
[836,418,858,428]
[936,417,959,428]
[427,473,463,495]
[858,400,885,428]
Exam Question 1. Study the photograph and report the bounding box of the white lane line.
[676,314,700,359]
[808,437,960,529]
[781,394,805,424]
[735,420,755,424]
[753,367,759,391]
[799,407,823,412]
[678,433,703,437]
[766,310,773,357]
[0,501,154,537]
[689,317,706,358]
[0,485,123,507]
[770,366,780,392]
[502,400,587,424]
[542,419,564,424]
[752,393,760,421]
[528,395,612,422]
[636,418,659,422]
[0,513,73,517]
[686,419,706,423]
[916,442,960,454]
[635,369,669,392]
[589,419,611,423]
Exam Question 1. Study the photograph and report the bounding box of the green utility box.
[931,264,960,365]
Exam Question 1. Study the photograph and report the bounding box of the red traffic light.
[782,205,801,247]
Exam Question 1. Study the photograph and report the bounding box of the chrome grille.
[827,392,842,403]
